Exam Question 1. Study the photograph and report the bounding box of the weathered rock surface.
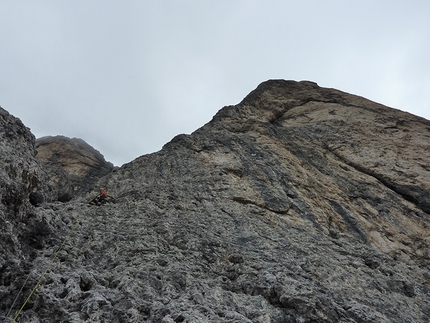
[0,107,58,323]
[0,108,56,211]
[35,136,115,202]
[1,80,430,322]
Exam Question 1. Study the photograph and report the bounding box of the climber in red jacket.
[89,188,115,206]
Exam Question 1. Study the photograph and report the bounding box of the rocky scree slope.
[1,80,430,322]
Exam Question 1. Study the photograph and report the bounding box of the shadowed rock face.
[35,136,114,201]
[0,107,57,320]
[0,108,56,212]
[1,80,430,322]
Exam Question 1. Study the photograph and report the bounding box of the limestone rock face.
[35,136,114,201]
[0,107,57,318]
[0,108,56,213]
[1,81,430,323]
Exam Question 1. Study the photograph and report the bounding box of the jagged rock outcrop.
[0,107,58,323]
[1,81,430,323]
[0,108,56,212]
[35,136,115,202]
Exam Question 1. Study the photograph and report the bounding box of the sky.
[1,1,429,166]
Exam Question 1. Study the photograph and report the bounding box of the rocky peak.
[210,79,430,214]
[35,136,114,201]
[1,81,430,322]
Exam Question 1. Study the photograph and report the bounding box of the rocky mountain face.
[35,136,114,202]
[0,107,56,323]
[1,80,430,323]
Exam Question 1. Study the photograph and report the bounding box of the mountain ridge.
[1,80,429,322]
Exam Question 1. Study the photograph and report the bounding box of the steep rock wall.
[1,81,430,322]
[0,107,57,322]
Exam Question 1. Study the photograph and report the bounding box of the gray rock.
[35,135,115,201]
[0,106,58,323]
[1,80,430,322]
[0,107,56,211]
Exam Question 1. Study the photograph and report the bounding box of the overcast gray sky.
[1,1,429,166]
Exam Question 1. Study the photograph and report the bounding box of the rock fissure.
[231,197,290,215]
[324,141,430,216]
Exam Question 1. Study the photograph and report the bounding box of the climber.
[89,188,115,206]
